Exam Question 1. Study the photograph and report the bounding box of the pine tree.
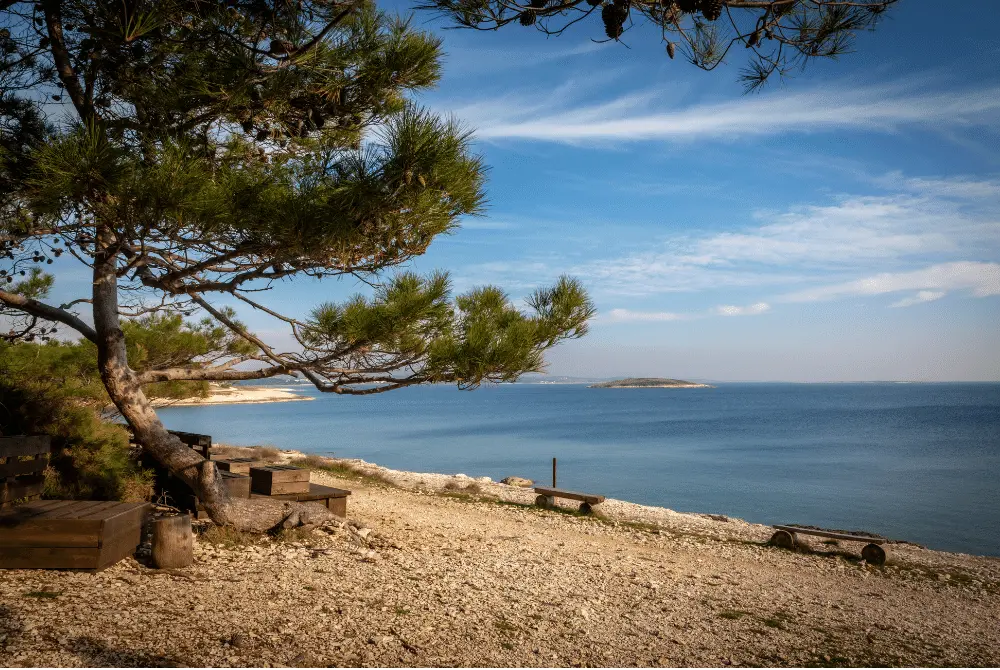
[0,1,595,532]
[418,0,898,91]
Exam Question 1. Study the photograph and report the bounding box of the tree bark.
[90,226,333,532]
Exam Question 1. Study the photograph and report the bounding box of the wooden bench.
[123,426,213,459]
[769,524,888,565]
[0,500,151,570]
[0,436,150,570]
[533,486,605,515]
[1,435,50,510]
[251,484,350,518]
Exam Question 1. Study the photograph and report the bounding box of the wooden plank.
[0,455,49,479]
[41,501,111,519]
[0,478,45,505]
[97,515,146,569]
[250,484,350,502]
[216,458,259,475]
[773,525,885,545]
[97,503,151,546]
[0,545,103,570]
[0,519,102,548]
[533,487,605,504]
[0,436,52,459]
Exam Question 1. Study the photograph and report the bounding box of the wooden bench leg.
[579,502,596,515]
[327,497,347,518]
[769,529,798,549]
[861,543,886,566]
[535,494,555,509]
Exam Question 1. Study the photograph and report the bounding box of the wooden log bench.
[769,524,889,565]
[251,484,351,518]
[533,486,605,515]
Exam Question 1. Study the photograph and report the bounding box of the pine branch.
[0,289,98,342]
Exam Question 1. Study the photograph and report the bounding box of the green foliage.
[1,0,593,399]
[0,341,152,502]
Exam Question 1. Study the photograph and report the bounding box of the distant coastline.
[152,383,313,407]
[590,377,714,389]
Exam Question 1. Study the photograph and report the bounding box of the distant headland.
[590,377,714,389]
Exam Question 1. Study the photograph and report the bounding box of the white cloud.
[603,308,690,323]
[457,79,1000,144]
[572,174,1000,297]
[714,302,771,316]
[890,291,947,308]
[779,262,1000,304]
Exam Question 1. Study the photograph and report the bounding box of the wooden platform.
[533,486,606,505]
[0,500,151,570]
[251,484,350,518]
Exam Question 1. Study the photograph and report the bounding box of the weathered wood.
[0,500,150,570]
[250,484,350,518]
[216,458,259,475]
[769,529,798,549]
[773,525,885,545]
[186,471,251,519]
[150,514,193,569]
[533,486,605,505]
[0,477,45,507]
[250,465,310,495]
[0,436,52,459]
[535,494,555,509]
[862,543,887,565]
[0,545,103,570]
[0,454,49,479]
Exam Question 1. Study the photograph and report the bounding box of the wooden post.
[552,457,557,488]
[151,514,194,568]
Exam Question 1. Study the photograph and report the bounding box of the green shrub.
[0,341,153,502]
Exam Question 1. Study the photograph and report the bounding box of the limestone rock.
[501,476,534,488]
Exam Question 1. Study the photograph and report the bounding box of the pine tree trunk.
[90,227,333,532]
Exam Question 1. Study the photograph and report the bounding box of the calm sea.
[157,382,1000,557]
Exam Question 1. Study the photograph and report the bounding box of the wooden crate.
[1,436,51,510]
[249,465,310,495]
[0,500,151,570]
[216,458,259,475]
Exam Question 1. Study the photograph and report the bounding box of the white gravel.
[1,450,998,667]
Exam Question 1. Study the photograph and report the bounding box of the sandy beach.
[1,447,998,667]
[151,384,313,407]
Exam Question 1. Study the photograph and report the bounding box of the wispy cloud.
[603,308,689,323]
[454,78,1000,144]
[778,261,1000,304]
[714,302,771,316]
[573,174,1000,297]
[890,291,947,308]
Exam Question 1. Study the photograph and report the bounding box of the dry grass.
[211,444,282,463]
[290,454,396,487]
[443,481,483,494]
[195,524,260,549]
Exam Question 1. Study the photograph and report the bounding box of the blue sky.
[47,0,1000,381]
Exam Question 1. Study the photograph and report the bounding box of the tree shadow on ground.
[68,635,188,667]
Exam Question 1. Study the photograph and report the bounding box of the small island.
[590,377,714,389]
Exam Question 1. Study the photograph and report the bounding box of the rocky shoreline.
[1,448,998,667]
